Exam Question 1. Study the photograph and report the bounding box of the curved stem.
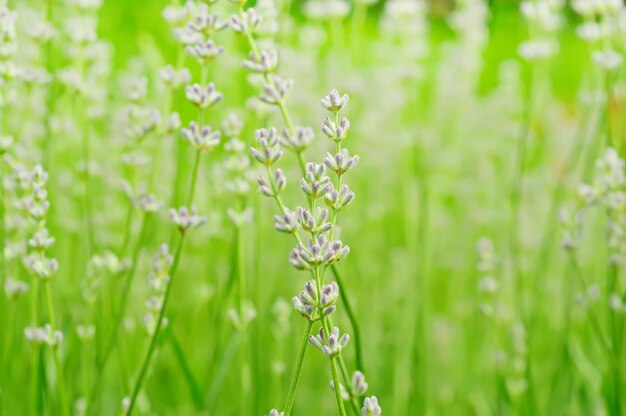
[330,357,347,416]
[127,234,186,415]
[241,13,364,414]
[127,140,203,413]
[336,353,360,415]
[331,266,363,372]
[284,320,314,415]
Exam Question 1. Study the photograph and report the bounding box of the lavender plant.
[4,0,626,415]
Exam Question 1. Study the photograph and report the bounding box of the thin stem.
[284,320,314,415]
[530,105,596,329]
[87,214,150,411]
[510,64,534,322]
[43,281,69,416]
[241,15,364,414]
[330,357,347,416]
[127,132,204,413]
[169,328,204,410]
[127,234,186,415]
[118,202,134,255]
[605,73,614,149]
[187,151,202,207]
[235,214,252,413]
[75,94,95,256]
[296,152,307,175]
[0,163,6,380]
[331,266,363,373]
[31,278,42,414]
[278,100,295,133]
[168,49,187,209]
[606,264,622,415]
[568,253,612,355]
[336,352,361,415]
[171,135,186,209]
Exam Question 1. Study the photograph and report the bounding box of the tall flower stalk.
[22,166,68,416]
[231,0,365,380]
[250,85,376,415]
[124,3,224,412]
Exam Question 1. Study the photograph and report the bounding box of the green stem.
[606,264,622,415]
[119,202,134,255]
[127,234,186,415]
[330,357,347,416]
[336,353,361,415]
[127,137,203,413]
[283,320,313,415]
[331,266,363,373]
[43,281,69,416]
[241,16,364,415]
[31,278,42,414]
[171,130,186,209]
[509,64,534,323]
[605,73,614,149]
[169,328,204,410]
[87,215,150,411]
[568,253,611,355]
[187,151,202,207]
[296,152,307,175]
[235,215,252,413]
[42,0,56,169]
[0,121,6,416]
[76,95,95,256]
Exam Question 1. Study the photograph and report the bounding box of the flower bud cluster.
[292,280,339,320]
[0,3,17,62]
[22,165,59,281]
[24,324,63,348]
[228,300,258,331]
[517,0,564,62]
[289,234,350,270]
[502,323,529,400]
[250,127,283,166]
[475,237,500,317]
[309,326,350,357]
[90,251,131,276]
[558,208,583,252]
[57,2,112,115]
[169,206,207,234]
[223,114,254,205]
[222,113,254,235]
[280,126,315,153]
[229,9,261,35]
[572,0,624,70]
[76,324,96,342]
[578,148,626,264]
[4,277,28,300]
[330,370,369,400]
[361,396,382,416]
[185,82,223,109]
[169,3,225,156]
[143,245,173,335]
[181,122,221,153]
[121,76,181,168]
